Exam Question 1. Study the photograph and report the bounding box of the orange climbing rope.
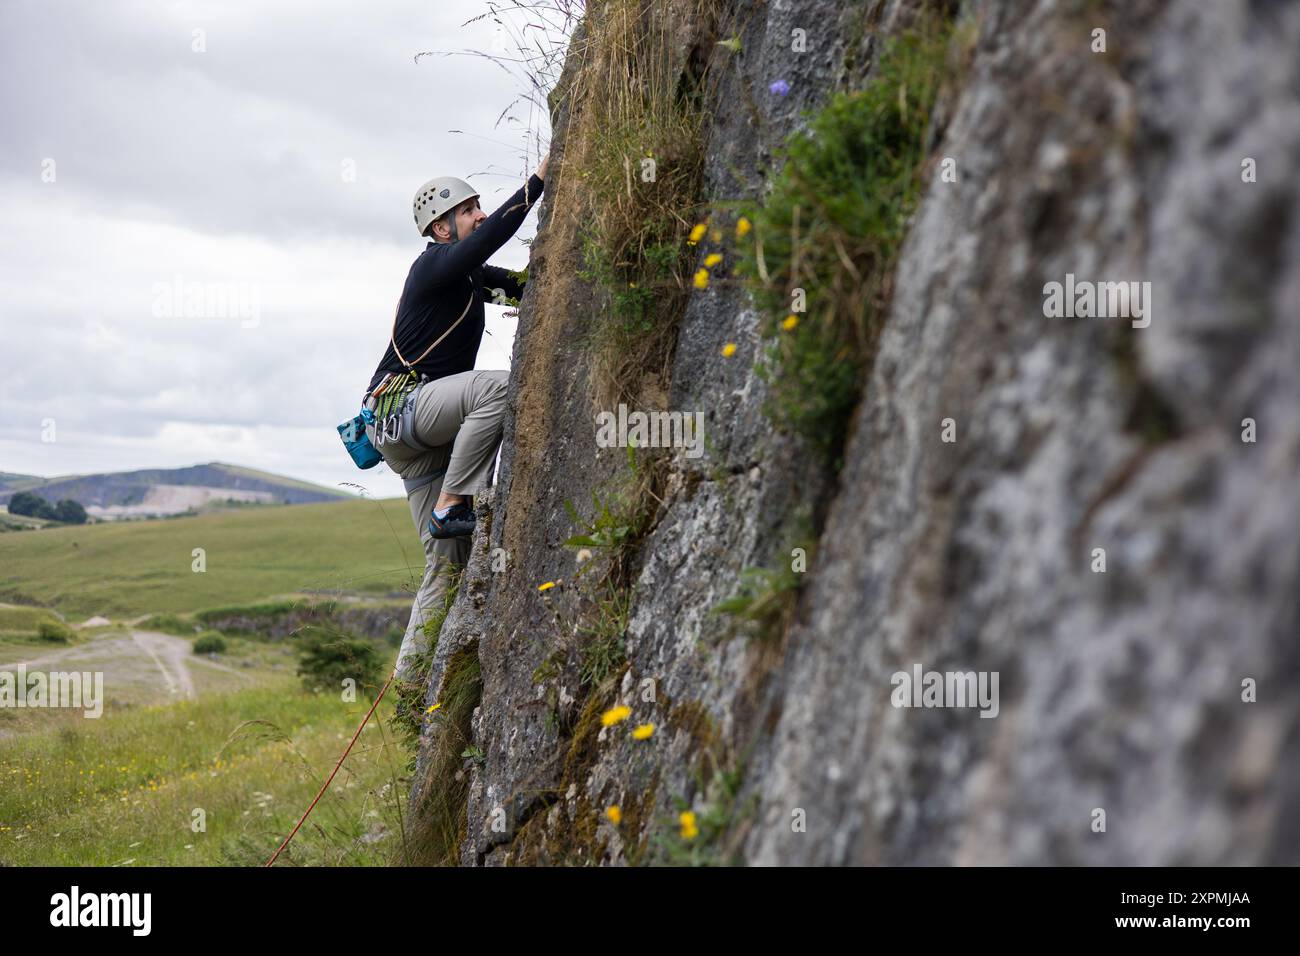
[265,670,396,867]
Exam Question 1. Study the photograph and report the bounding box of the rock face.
[409,0,1300,865]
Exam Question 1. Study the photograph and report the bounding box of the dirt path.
[0,629,249,702]
[1,633,141,672]
[128,630,195,698]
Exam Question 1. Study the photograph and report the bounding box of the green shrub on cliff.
[734,19,956,470]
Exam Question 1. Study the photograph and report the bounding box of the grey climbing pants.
[364,369,509,680]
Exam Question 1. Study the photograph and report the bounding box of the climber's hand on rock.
[536,151,550,183]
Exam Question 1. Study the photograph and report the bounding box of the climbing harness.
[340,285,475,467]
[370,285,473,447]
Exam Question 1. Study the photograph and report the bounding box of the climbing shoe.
[428,500,476,539]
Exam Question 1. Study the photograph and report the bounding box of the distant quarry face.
[85,484,277,520]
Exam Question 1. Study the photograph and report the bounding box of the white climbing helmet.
[413,176,480,239]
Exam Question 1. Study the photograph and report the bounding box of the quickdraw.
[370,370,422,445]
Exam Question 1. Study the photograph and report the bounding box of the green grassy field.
[0,603,74,648]
[0,512,56,533]
[0,493,432,867]
[0,497,425,620]
[0,604,65,633]
[0,671,415,866]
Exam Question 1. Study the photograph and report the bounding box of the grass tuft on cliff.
[405,645,482,866]
[735,16,958,471]
[565,0,718,406]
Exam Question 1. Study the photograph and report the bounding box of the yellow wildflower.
[426,702,442,714]
[688,223,708,245]
[704,253,723,268]
[537,581,556,592]
[721,342,737,358]
[606,805,622,824]
[735,216,751,238]
[693,269,710,290]
[679,810,698,840]
[632,722,655,740]
[782,314,799,331]
[601,704,632,726]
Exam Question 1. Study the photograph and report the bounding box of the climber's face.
[433,197,486,242]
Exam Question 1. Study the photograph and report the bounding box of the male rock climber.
[363,153,548,683]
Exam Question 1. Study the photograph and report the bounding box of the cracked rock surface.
[410,0,1300,865]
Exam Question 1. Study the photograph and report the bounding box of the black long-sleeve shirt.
[367,173,544,393]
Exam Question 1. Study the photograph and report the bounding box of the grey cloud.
[0,0,550,492]
[0,0,546,244]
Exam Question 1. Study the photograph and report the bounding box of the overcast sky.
[0,0,563,500]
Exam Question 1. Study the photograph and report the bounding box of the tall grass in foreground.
[0,675,413,866]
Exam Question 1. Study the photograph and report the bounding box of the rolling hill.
[0,462,353,520]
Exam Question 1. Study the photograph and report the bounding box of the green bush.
[8,491,56,520]
[192,632,228,655]
[53,500,88,524]
[195,600,303,625]
[6,492,86,523]
[295,630,384,697]
[140,613,198,636]
[37,620,73,644]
